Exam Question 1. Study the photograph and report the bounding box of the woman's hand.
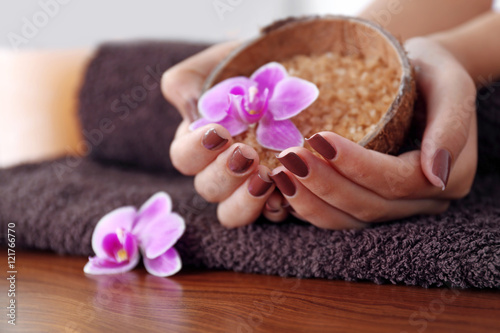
[270,37,478,229]
[162,42,289,228]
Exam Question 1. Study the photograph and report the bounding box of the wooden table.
[2,251,499,332]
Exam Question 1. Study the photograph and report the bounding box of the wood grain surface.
[1,251,499,333]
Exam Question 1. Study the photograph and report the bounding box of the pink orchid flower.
[84,192,185,277]
[190,62,319,151]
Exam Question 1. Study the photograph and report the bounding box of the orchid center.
[113,228,130,263]
[241,86,269,123]
[116,249,129,263]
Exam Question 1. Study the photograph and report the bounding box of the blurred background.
[1,0,373,49]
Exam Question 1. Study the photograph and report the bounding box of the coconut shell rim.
[202,14,415,150]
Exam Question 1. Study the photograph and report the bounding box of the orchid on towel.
[84,192,185,277]
[190,62,319,151]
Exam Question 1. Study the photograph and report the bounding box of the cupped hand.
[162,42,289,227]
[270,37,478,229]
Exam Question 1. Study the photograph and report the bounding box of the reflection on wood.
[3,251,499,332]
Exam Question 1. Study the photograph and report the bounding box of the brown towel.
[79,41,210,171]
[1,41,499,288]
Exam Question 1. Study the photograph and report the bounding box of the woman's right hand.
[161,42,289,227]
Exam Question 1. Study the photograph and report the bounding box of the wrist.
[427,32,472,75]
[406,35,475,83]
[425,11,500,85]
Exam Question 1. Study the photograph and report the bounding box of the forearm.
[359,0,493,41]
[430,11,500,84]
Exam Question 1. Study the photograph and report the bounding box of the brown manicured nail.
[185,98,199,123]
[228,147,254,174]
[269,171,296,197]
[278,152,309,178]
[202,128,228,150]
[432,148,451,190]
[306,134,337,160]
[248,171,273,197]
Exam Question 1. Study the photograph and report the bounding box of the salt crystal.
[235,52,400,168]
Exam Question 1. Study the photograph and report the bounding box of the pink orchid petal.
[189,93,249,137]
[238,88,269,124]
[268,77,319,121]
[83,252,140,275]
[229,85,246,96]
[92,206,137,259]
[218,113,249,136]
[215,88,252,135]
[256,114,304,151]
[143,247,182,277]
[136,192,172,226]
[102,233,121,258]
[198,77,253,121]
[102,232,139,261]
[189,118,214,131]
[188,114,248,137]
[250,62,287,95]
[133,212,185,259]
[123,233,138,259]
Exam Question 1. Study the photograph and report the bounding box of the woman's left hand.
[270,37,478,229]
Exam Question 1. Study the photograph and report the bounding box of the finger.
[306,131,438,200]
[278,148,448,222]
[170,124,232,175]
[269,167,366,230]
[406,38,476,190]
[194,143,258,202]
[161,41,240,121]
[217,166,275,228]
[442,112,477,198]
[262,190,289,222]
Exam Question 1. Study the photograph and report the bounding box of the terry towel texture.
[1,41,499,288]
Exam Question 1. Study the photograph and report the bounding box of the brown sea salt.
[233,52,401,168]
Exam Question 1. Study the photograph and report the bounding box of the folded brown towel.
[79,41,210,171]
[1,41,499,288]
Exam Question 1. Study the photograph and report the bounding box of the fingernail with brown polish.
[228,147,254,174]
[278,152,309,178]
[248,171,273,197]
[269,171,296,197]
[185,98,199,123]
[432,148,451,190]
[202,128,228,150]
[306,134,337,160]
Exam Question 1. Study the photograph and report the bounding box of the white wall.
[0,0,371,49]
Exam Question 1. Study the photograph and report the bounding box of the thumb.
[161,41,239,122]
[408,40,476,190]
